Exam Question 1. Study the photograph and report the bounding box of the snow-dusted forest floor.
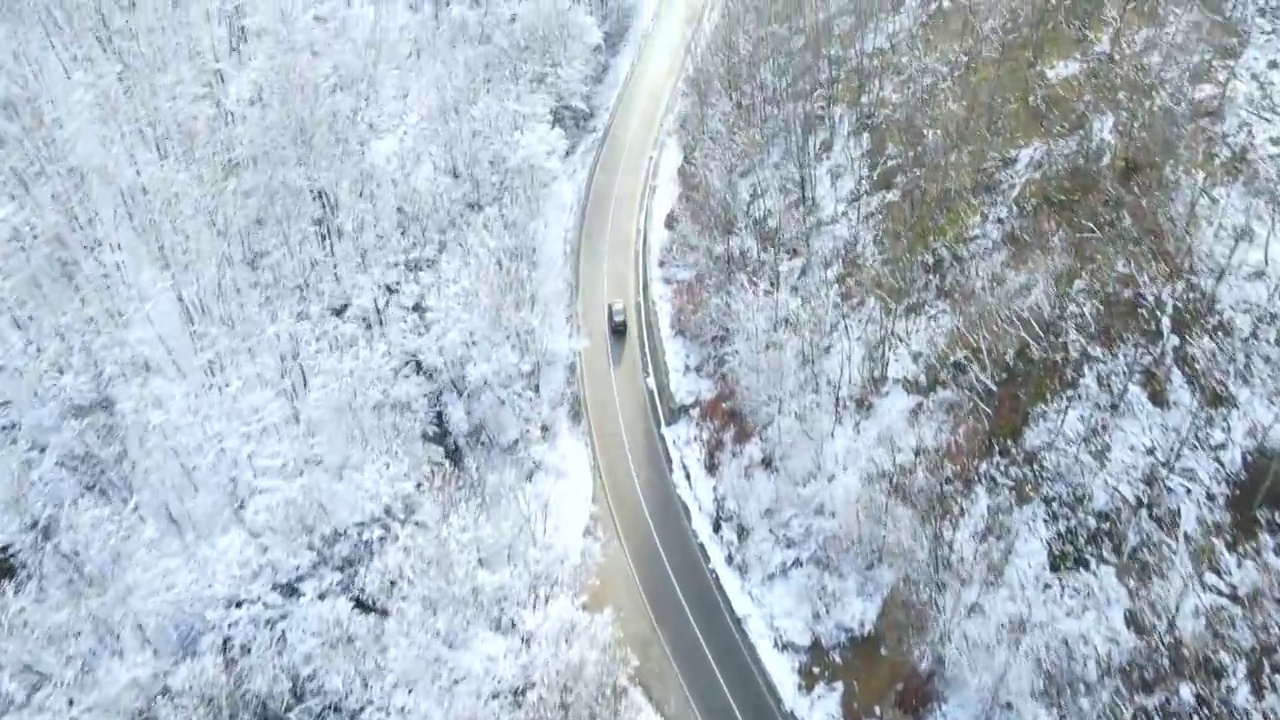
[659,0,1280,718]
[0,1,659,718]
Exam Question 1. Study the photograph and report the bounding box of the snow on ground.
[2,1,651,717]
[1219,11,1280,288]
[647,2,1280,718]
[549,2,689,715]
[565,0,659,365]
[626,684,668,720]
[550,0,657,549]
[530,417,598,561]
[1226,12,1280,197]
[638,0,659,34]
[649,132,716,407]
[647,123,842,719]
[664,417,845,720]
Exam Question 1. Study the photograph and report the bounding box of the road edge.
[569,1,659,316]
[570,2,682,717]
[569,1,659,425]
[632,3,801,719]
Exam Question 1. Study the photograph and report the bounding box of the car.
[607,299,627,335]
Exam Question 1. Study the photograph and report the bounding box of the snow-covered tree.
[1,0,640,717]
[662,0,1280,717]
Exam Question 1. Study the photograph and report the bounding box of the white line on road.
[599,62,746,718]
[584,406,701,720]
[632,23,787,715]
[579,9,703,720]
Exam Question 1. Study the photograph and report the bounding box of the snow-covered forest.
[662,0,1280,717]
[0,1,649,718]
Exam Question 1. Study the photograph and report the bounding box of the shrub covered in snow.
[664,0,1280,717]
[0,1,643,718]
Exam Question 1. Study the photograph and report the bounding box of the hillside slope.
[0,1,648,718]
[662,0,1280,717]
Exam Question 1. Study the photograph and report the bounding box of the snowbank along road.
[576,1,791,719]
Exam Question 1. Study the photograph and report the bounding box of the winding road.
[576,2,791,719]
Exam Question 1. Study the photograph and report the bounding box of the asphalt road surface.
[576,2,790,719]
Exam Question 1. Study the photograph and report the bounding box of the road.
[576,2,791,719]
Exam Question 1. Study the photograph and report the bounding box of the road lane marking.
[599,48,746,720]
[632,19,788,716]
[581,296,702,719]
[578,6,704,720]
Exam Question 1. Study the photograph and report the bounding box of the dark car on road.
[607,299,627,335]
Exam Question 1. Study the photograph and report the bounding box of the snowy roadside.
[646,128,842,719]
[628,685,669,720]
[360,0,664,655]
[541,2,665,718]
[645,4,1280,719]
[539,0,658,565]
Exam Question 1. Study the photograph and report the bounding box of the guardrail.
[636,155,683,448]
[633,0,707,435]
[631,3,801,719]
[569,1,661,425]
[570,6,685,717]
